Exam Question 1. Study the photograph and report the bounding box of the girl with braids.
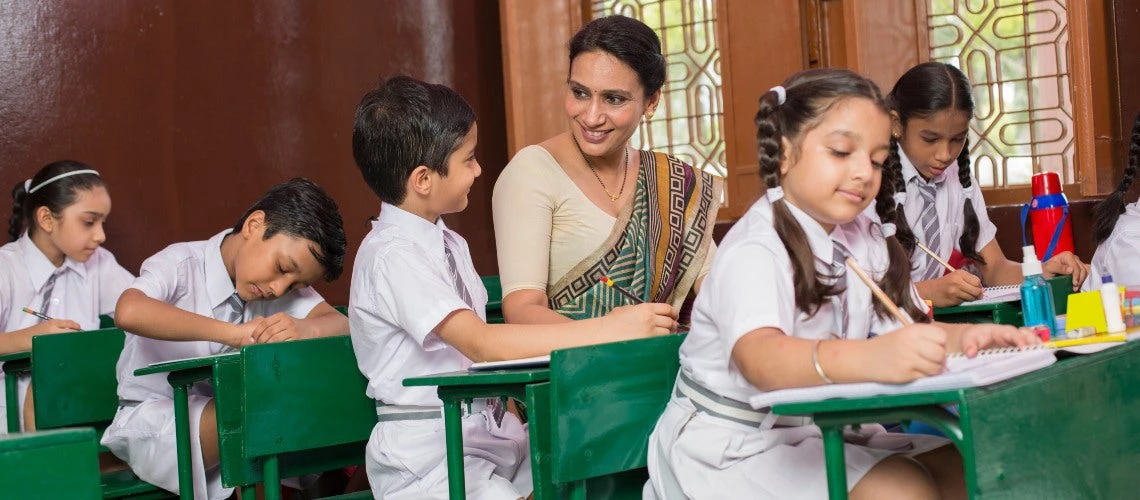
[645,68,1037,500]
[1089,113,1140,288]
[887,62,1088,307]
[0,161,134,432]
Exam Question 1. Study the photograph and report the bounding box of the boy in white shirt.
[101,178,349,500]
[349,75,679,499]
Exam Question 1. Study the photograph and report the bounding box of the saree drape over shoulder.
[548,151,723,319]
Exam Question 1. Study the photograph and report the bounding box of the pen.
[21,307,52,322]
[597,275,644,304]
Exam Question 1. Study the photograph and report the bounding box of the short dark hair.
[9,160,105,242]
[352,75,476,204]
[569,15,667,97]
[231,178,346,281]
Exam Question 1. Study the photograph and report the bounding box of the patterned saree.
[548,151,723,319]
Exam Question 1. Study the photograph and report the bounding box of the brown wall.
[0,0,507,305]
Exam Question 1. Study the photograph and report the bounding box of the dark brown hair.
[1093,112,1140,244]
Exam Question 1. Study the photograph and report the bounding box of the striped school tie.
[830,240,850,338]
[442,234,474,309]
[224,292,246,324]
[39,270,63,317]
[912,178,944,281]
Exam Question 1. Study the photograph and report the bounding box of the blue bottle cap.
[1103,274,1114,283]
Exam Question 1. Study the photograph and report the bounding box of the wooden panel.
[1072,0,1121,196]
[498,0,584,156]
[718,0,806,218]
[843,0,924,93]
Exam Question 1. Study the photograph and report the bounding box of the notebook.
[749,347,1056,408]
[960,285,1021,306]
[468,354,551,371]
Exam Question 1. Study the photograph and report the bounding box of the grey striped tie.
[443,235,474,309]
[913,180,944,280]
[224,292,245,324]
[39,270,62,316]
[831,241,850,338]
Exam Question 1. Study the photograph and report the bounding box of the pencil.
[1046,333,1126,349]
[844,257,912,326]
[21,307,52,322]
[597,275,644,304]
[915,242,956,273]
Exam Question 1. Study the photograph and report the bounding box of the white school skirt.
[366,406,531,499]
[646,396,950,499]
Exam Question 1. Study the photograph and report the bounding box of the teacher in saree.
[493,15,723,325]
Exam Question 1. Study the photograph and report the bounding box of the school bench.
[0,427,102,498]
[404,334,686,499]
[0,349,31,432]
[482,275,505,324]
[137,336,375,500]
[30,328,174,498]
[771,339,1140,499]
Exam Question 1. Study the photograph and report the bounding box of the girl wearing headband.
[0,160,134,432]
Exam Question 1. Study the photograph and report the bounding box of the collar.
[781,200,842,266]
[17,232,87,289]
[899,149,946,188]
[376,202,451,260]
[205,229,238,310]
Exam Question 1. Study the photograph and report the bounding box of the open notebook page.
[960,285,1021,306]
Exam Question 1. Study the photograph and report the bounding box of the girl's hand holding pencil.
[21,308,81,334]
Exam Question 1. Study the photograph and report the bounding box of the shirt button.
[51,298,61,305]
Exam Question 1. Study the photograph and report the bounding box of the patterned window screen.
[591,0,726,178]
[928,0,1074,188]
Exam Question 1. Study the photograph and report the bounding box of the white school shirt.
[114,229,323,403]
[899,150,998,281]
[349,203,488,407]
[679,197,919,403]
[0,233,134,333]
[1089,201,1140,289]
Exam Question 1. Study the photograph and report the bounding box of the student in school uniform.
[645,69,1039,500]
[0,161,134,433]
[100,178,348,500]
[1090,113,1140,288]
[348,75,678,500]
[884,62,1089,307]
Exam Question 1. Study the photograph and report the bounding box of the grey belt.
[675,371,812,428]
[375,399,490,423]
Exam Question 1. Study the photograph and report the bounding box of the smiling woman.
[492,15,723,327]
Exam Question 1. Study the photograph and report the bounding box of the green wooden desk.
[0,427,103,498]
[404,368,553,499]
[135,353,240,500]
[772,341,1140,499]
[0,350,31,432]
[933,275,1074,326]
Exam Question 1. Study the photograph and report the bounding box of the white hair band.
[766,186,784,202]
[769,86,786,105]
[881,223,897,238]
[27,169,100,194]
[892,191,907,205]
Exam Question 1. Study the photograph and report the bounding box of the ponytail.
[8,181,28,242]
[1093,113,1140,244]
[8,161,105,242]
[956,139,984,263]
[876,139,930,322]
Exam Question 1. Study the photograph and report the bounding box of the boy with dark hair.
[102,177,349,500]
[349,75,678,499]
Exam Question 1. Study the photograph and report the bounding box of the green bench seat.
[0,427,102,499]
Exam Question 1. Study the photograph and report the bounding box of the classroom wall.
[0,0,507,306]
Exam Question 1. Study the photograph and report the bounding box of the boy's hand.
[860,323,947,384]
[31,319,82,335]
[600,303,678,340]
[956,324,1040,358]
[249,312,308,344]
[223,318,260,349]
[918,269,983,307]
[1043,251,1089,290]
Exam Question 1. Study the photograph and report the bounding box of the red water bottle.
[1023,172,1074,261]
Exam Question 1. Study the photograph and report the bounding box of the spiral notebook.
[750,347,1057,408]
[960,285,1022,306]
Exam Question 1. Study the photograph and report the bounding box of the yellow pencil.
[916,242,956,273]
[845,257,912,326]
[1046,333,1126,349]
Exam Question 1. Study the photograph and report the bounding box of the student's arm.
[115,288,250,347]
[249,301,348,343]
[1041,251,1090,290]
[501,290,573,324]
[434,304,677,362]
[972,240,1024,286]
[0,320,82,354]
[939,321,1039,357]
[913,269,984,307]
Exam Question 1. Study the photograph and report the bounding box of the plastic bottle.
[1100,274,1126,333]
[1020,245,1058,338]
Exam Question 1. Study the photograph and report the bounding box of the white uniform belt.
[374,399,490,422]
[675,371,812,428]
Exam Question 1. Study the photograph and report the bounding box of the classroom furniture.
[771,340,1140,499]
[483,275,505,324]
[0,427,103,499]
[0,350,30,433]
[404,334,685,499]
[30,328,173,498]
[933,274,1073,325]
[137,336,375,500]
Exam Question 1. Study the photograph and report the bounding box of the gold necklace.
[572,136,629,201]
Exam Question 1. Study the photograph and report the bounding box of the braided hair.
[1093,112,1140,244]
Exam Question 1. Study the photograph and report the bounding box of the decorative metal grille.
[591,0,726,178]
[928,0,1074,188]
